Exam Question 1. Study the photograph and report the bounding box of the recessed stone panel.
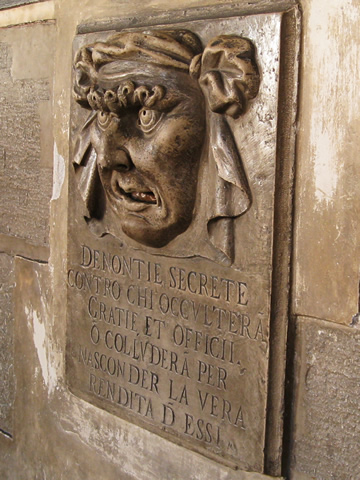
[0,22,55,247]
[66,11,293,473]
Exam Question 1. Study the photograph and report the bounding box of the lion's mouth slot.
[120,188,157,204]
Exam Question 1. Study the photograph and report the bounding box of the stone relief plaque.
[66,10,297,473]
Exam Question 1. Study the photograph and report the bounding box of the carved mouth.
[122,189,157,204]
[106,175,160,213]
[113,185,159,211]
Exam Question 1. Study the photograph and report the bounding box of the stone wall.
[0,1,359,479]
[0,16,54,443]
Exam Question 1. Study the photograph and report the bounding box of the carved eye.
[138,108,162,133]
[97,111,113,130]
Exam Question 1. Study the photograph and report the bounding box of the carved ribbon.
[189,35,260,260]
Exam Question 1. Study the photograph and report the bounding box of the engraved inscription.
[67,244,268,470]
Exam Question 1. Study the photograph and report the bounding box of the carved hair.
[73,30,259,117]
[72,29,260,264]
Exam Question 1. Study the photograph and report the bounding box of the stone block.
[0,23,55,247]
[290,316,360,480]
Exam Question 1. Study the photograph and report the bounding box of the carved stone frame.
[67,3,300,477]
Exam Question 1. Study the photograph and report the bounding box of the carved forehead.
[96,62,198,90]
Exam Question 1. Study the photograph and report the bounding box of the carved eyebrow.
[87,81,167,114]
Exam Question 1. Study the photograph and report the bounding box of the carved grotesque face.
[89,67,206,248]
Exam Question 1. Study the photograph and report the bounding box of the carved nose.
[113,148,132,171]
[103,147,132,172]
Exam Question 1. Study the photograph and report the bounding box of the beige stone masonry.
[0,0,55,28]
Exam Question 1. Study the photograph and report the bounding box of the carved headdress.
[73,29,260,265]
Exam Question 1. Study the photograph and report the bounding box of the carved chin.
[121,214,192,248]
[104,185,194,247]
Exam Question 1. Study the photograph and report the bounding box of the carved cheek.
[119,133,164,173]
[147,119,194,166]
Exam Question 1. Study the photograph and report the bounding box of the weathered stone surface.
[0,255,282,480]
[0,253,15,436]
[292,0,360,325]
[290,316,360,480]
[0,22,55,247]
[2,0,360,479]
[0,233,49,263]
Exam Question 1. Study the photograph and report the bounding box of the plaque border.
[69,4,301,477]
